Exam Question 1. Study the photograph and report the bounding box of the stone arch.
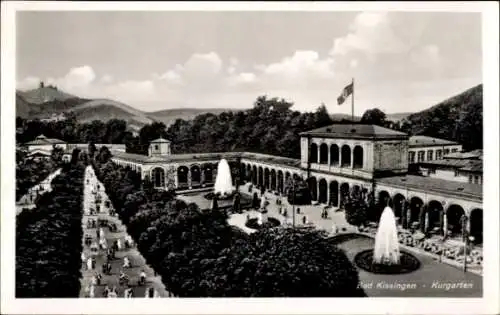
[392,193,405,225]
[190,165,201,186]
[270,169,277,191]
[177,166,189,187]
[378,190,392,208]
[252,165,258,185]
[341,145,351,167]
[351,184,361,197]
[353,145,364,169]
[319,143,328,164]
[202,163,213,184]
[307,177,318,201]
[426,200,444,234]
[151,167,165,188]
[240,163,247,182]
[246,164,252,182]
[310,143,318,164]
[329,181,339,207]
[318,178,328,204]
[340,182,349,207]
[330,144,339,166]
[470,208,483,244]
[258,167,263,187]
[277,170,284,194]
[446,204,466,236]
[409,196,424,229]
[264,168,270,190]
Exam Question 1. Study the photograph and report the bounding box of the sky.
[16,11,482,114]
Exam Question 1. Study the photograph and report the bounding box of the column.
[269,172,272,191]
[419,204,425,232]
[326,184,331,205]
[351,149,354,169]
[201,170,206,187]
[317,146,321,165]
[187,169,192,189]
[339,148,343,168]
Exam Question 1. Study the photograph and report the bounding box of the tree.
[199,227,365,297]
[344,191,369,227]
[88,142,97,158]
[360,108,387,126]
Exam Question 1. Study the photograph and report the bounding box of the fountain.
[205,159,235,201]
[373,206,401,265]
[214,159,234,197]
[354,206,421,274]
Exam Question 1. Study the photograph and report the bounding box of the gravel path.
[78,166,173,298]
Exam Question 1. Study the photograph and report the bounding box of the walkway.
[16,168,62,215]
[79,166,172,298]
[238,183,355,234]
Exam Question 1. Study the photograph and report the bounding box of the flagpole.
[351,77,355,123]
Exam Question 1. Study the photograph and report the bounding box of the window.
[454,170,460,177]
[417,151,425,162]
[427,150,434,161]
[154,145,159,150]
[469,175,473,183]
[474,175,479,184]
[452,148,458,153]
[408,151,416,163]
[436,150,442,160]
[444,149,450,155]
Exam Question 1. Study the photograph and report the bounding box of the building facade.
[110,124,483,243]
[408,135,462,164]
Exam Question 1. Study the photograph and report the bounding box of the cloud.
[258,50,334,79]
[16,76,40,90]
[330,12,409,56]
[100,74,113,84]
[16,12,480,114]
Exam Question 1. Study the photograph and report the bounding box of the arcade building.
[111,124,483,244]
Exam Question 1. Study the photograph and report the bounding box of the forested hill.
[402,84,482,151]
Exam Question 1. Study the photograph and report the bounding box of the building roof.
[377,175,482,201]
[409,135,458,148]
[150,138,171,143]
[111,150,243,164]
[299,124,408,140]
[457,160,483,173]
[444,150,482,160]
[420,158,483,173]
[25,134,66,146]
[110,150,302,168]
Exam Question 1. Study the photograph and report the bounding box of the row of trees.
[16,146,65,201]
[91,157,365,297]
[17,88,483,159]
[16,150,86,297]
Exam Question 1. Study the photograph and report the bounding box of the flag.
[337,82,354,105]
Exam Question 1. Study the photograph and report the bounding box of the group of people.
[83,168,161,298]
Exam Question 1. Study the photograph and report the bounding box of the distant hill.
[17,86,77,104]
[146,108,237,126]
[16,87,155,129]
[404,84,482,150]
[330,113,361,122]
[70,99,154,126]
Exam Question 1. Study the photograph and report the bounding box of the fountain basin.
[354,249,421,274]
[245,217,281,230]
[204,191,235,201]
